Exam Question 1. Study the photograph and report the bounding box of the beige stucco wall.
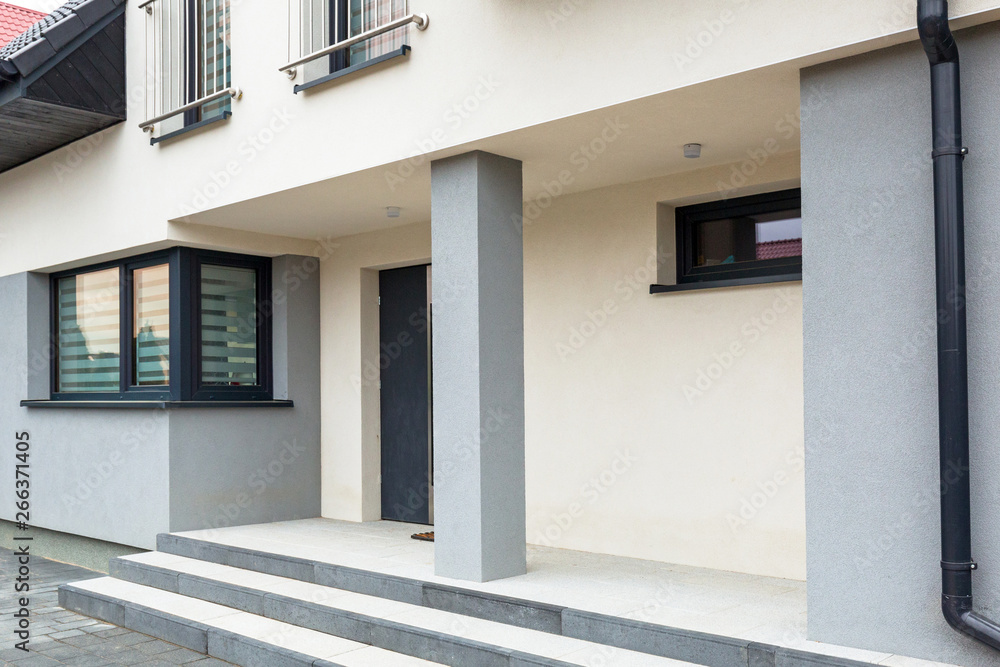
[320,151,805,579]
[320,223,432,522]
[522,158,804,579]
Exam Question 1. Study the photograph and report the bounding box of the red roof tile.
[756,239,802,261]
[0,2,45,50]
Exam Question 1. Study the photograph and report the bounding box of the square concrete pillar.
[431,151,526,582]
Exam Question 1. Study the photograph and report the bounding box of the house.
[2,0,999,665]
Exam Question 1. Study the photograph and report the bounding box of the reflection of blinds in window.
[349,0,407,65]
[134,265,170,386]
[57,269,120,392]
[201,0,231,119]
[201,265,257,385]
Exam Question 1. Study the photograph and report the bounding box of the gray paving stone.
[82,624,117,633]
[59,618,102,630]
[153,646,209,664]
[110,560,180,594]
[31,643,79,659]
[60,633,108,647]
[93,628,131,638]
[184,659,231,667]
[370,619,508,667]
[562,608,750,667]
[510,653,572,667]
[423,583,565,633]
[8,653,61,666]
[206,630,313,667]
[59,655,118,667]
[135,639,182,656]
[98,647,155,664]
[262,594,372,644]
[0,648,31,662]
[176,575,264,615]
[108,632,155,648]
[314,564,423,605]
[121,607,207,654]
[58,588,125,627]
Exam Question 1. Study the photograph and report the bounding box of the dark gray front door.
[379,265,432,525]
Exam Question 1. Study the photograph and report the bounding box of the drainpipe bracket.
[942,560,978,571]
[932,146,969,158]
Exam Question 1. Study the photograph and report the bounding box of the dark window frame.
[50,249,173,402]
[188,249,273,402]
[329,0,350,73]
[50,248,272,402]
[675,188,802,286]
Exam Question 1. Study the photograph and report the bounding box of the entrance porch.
[112,517,946,667]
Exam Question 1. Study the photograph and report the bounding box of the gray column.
[431,151,526,582]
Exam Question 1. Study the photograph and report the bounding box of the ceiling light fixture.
[684,143,702,159]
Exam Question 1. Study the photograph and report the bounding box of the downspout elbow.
[919,0,959,64]
[942,594,973,634]
[943,595,1000,651]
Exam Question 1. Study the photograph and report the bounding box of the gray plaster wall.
[0,272,172,550]
[802,23,1000,666]
[167,255,322,532]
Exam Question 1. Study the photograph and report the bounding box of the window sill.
[294,46,410,93]
[650,274,802,294]
[20,400,294,409]
[151,111,232,146]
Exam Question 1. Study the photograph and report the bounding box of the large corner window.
[140,0,234,140]
[675,188,802,286]
[51,249,271,402]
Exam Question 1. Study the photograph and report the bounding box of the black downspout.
[918,0,1000,652]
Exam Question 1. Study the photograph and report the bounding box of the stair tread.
[65,577,440,666]
[115,553,699,666]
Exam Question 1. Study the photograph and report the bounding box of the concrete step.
[105,551,699,666]
[153,533,873,667]
[58,577,441,667]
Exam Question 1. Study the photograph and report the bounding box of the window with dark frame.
[675,188,802,286]
[300,0,408,82]
[339,0,407,70]
[180,0,232,128]
[50,248,271,402]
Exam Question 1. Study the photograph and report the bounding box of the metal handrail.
[137,0,159,10]
[139,87,241,130]
[279,12,428,75]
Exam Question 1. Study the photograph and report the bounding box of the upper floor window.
[285,0,428,89]
[140,0,237,140]
[52,249,271,401]
[675,189,802,286]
